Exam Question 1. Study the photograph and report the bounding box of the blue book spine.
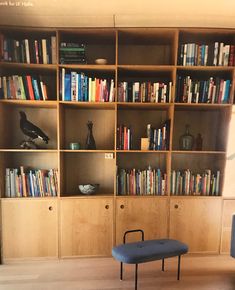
[64,73,71,101]
[77,73,81,101]
[223,80,231,103]
[84,76,88,101]
[32,78,41,100]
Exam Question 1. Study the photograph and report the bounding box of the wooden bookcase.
[0,26,234,262]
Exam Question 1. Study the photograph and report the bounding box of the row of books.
[147,120,170,150]
[0,75,48,100]
[178,42,235,66]
[117,81,173,103]
[117,125,132,150]
[61,69,115,102]
[5,167,58,198]
[117,166,167,196]
[59,42,86,64]
[0,35,56,64]
[171,169,220,196]
[176,76,231,104]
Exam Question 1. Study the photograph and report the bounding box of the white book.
[183,44,187,66]
[204,45,209,66]
[155,82,159,103]
[24,39,30,64]
[42,39,48,64]
[71,71,77,101]
[213,42,219,66]
[223,45,230,66]
[109,79,114,102]
[88,77,92,102]
[218,42,224,66]
[211,85,216,103]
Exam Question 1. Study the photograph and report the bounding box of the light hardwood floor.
[0,255,235,290]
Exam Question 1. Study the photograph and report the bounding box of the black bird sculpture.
[19,111,49,149]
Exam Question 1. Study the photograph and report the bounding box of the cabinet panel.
[220,200,235,253]
[169,198,222,253]
[2,199,58,260]
[60,197,113,257]
[116,197,168,245]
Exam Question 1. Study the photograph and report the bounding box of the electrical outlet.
[105,153,114,159]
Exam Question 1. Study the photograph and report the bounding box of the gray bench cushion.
[112,239,188,264]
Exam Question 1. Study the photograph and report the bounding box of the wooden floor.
[0,255,235,290]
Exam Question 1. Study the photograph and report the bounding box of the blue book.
[32,78,41,100]
[64,73,71,101]
[84,76,88,101]
[77,73,81,101]
[223,80,231,103]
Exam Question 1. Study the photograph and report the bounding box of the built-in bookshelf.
[0,27,234,261]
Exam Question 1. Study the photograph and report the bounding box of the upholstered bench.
[112,229,188,290]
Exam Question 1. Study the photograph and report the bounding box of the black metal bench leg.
[162,258,165,271]
[177,255,181,280]
[135,264,138,290]
[120,262,123,280]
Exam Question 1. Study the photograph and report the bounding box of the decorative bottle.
[179,124,194,151]
[195,133,203,151]
[85,121,96,150]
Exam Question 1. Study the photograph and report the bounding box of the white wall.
[0,0,235,28]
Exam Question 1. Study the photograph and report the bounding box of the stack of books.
[146,120,171,150]
[5,167,58,198]
[117,81,172,103]
[117,166,167,196]
[59,42,86,64]
[1,35,56,64]
[171,169,220,196]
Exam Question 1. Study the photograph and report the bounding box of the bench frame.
[119,229,182,290]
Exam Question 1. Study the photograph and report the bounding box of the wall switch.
[105,153,114,159]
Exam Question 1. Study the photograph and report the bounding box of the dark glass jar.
[179,124,194,150]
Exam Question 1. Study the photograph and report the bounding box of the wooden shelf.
[0,62,57,71]
[177,65,234,71]
[59,101,115,109]
[60,194,114,199]
[174,103,232,109]
[116,195,168,198]
[0,26,234,260]
[172,150,226,154]
[58,64,116,71]
[2,196,58,201]
[116,150,169,153]
[61,150,115,153]
[0,149,58,153]
[117,102,171,110]
[0,100,58,108]
[118,65,174,72]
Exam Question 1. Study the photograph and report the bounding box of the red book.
[229,45,234,66]
[26,75,35,100]
[95,78,100,102]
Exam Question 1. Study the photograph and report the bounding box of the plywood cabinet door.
[60,197,113,257]
[2,199,58,261]
[169,198,222,253]
[220,200,235,254]
[116,197,169,245]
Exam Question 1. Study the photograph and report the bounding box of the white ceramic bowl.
[95,58,107,65]
[78,184,99,195]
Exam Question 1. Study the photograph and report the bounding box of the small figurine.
[19,111,49,149]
